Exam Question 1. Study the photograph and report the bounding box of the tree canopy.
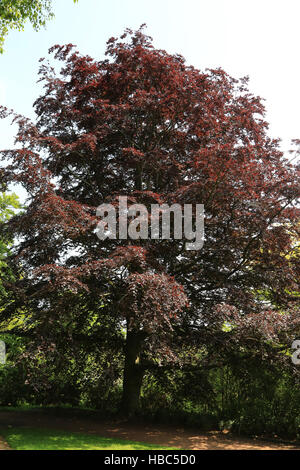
[0,0,78,53]
[0,27,299,416]
[0,191,20,299]
[0,191,20,267]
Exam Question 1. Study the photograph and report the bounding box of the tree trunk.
[121,329,145,418]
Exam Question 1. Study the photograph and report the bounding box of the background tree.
[0,27,299,417]
[0,0,78,53]
[0,191,20,291]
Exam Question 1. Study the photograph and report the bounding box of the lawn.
[0,427,179,450]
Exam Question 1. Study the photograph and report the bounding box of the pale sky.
[0,0,299,202]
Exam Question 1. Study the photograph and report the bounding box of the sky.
[0,0,299,202]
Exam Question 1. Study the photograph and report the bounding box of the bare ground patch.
[0,410,299,450]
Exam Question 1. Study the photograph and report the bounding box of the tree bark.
[121,328,146,417]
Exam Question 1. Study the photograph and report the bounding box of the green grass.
[0,427,179,450]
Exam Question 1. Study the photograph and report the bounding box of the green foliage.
[0,192,21,298]
[209,362,300,438]
[0,0,79,53]
[0,192,21,299]
[139,360,300,439]
[0,333,30,406]
[0,329,123,411]
[0,192,20,222]
[1,334,300,439]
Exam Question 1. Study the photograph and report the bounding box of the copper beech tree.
[0,27,300,416]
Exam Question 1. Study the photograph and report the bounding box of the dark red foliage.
[0,26,299,376]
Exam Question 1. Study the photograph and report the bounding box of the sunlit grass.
[0,427,180,450]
